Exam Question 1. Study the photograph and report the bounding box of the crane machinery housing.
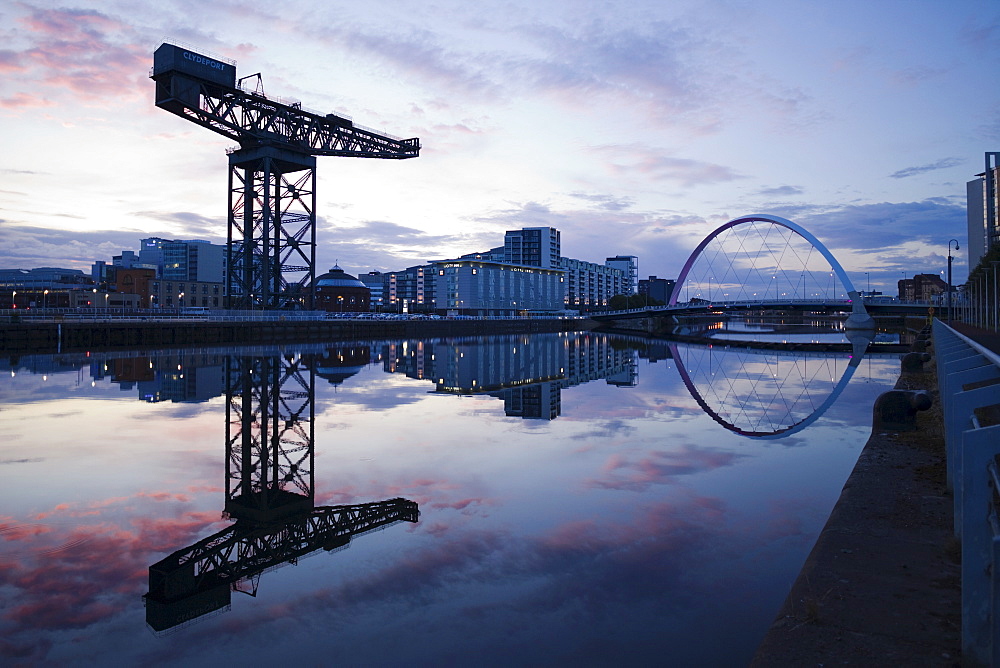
[151,43,420,309]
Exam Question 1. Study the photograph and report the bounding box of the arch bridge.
[593,214,918,327]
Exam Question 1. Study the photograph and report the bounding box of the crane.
[143,349,419,632]
[150,43,420,309]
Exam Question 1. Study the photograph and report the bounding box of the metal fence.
[933,319,1000,665]
[1,308,587,323]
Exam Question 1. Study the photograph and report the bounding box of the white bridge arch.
[669,214,874,329]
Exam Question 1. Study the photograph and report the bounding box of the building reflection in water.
[5,332,878,439]
[4,333,642,421]
[142,349,419,634]
[3,332,879,438]
[383,333,638,420]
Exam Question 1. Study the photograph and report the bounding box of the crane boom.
[151,43,419,158]
[144,498,419,632]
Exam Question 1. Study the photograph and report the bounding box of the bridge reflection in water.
[670,329,877,438]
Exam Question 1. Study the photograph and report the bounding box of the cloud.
[0,6,149,107]
[890,65,949,86]
[0,494,224,653]
[0,458,44,466]
[889,157,964,179]
[593,145,744,187]
[0,225,156,270]
[134,211,227,239]
[586,444,744,491]
[0,49,25,73]
[767,198,967,254]
[757,185,804,197]
[0,92,54,110]
[569,193,635,211]
[312,217,514,271]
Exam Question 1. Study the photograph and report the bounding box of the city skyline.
[1,0,997,294]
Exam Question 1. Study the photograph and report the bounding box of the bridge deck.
[592,300,936,320]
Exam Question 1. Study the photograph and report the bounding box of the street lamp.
[991,261,1000,332]
[11,290,16,309]
[948,239,959,322]
[43,289,49,309]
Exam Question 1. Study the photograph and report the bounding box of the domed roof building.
[314,264,370,312]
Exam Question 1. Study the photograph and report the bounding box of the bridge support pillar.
[845,291,875,330]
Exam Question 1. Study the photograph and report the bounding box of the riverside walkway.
[750,322,1000,666]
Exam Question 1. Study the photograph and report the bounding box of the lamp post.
[11,290,16,309]
[947,239,959,323]
[43,289,49,310]
[991,261,1000,332]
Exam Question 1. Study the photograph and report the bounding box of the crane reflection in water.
[143,349,419,633]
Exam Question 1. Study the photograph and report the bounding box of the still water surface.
[0,330,901,665]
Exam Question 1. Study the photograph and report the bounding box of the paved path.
[751,326,963,666]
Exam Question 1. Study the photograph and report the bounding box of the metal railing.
[0,308,587,323]
[933,319,1000,665]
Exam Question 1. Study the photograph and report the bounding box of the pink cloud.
[0,50,26,73]
[0,92,54,110]
[429,497,492,513]
[137,491,192,503]
[1,6,149,106]
[0,523,52,541]
[586,444,743,491]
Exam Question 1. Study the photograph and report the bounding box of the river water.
[0,328,902,665]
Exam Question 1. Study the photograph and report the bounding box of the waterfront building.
[460,247,505,263]
[376,226,631,314]
[898,273,948,302]
[430,258,564,315]
[67,289,140,308]
[386,265,436,313]
[561,257,626,309]
[149,278,224,308]
[360,271,386,310]
[314,265,370,312]
[140,237,227,284]
[0,267,92,290]
[115,268,157,309]
[638,276,676,304]
[605,256,638,294]
[504,227,561,268]
[1,267,96,308]
[112,250,156,271]
[967,152,1000,268]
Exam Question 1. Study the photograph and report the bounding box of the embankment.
[0,317,595,354]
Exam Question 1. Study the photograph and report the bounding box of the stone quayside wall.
[0,318,591,354]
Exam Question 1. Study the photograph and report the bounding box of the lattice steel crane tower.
[151,43,420,309]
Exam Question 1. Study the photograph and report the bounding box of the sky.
[0,0,997,295]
